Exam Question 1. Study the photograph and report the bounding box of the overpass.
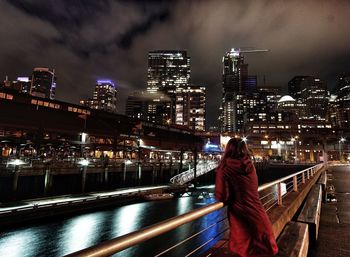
[62,162,344,257]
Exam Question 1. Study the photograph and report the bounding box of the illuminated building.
[333,73,350,128]
[13,77,31,94]
[147,50,190,123]
[30,67,56,99]
[175,85,206,131]
[1,76,31,94]
[300,77,329,120]
[81,80,118,113]
[220,49,259,132]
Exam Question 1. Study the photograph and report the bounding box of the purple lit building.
[81,80,118,113]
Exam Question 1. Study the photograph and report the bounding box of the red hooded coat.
[215,156,278,257]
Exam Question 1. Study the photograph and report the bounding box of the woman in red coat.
[215,138,278,257]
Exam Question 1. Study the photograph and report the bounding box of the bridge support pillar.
[44,164,51,195]
[104,167,108,185]
[81,166,87,193]
[12,167,19,200]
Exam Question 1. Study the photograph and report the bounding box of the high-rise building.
[288,76,309,99]
[147,50,190,123]
[30,67,56,99]
[125,91,149,120]
[81,80,118,113]
[333,73,350,128]
[175,85,206,131]
[220,49,260,132]
[300,77,329,120]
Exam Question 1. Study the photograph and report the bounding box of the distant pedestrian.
[215,138,278,257]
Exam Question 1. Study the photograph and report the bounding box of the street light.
[339,137,346,161]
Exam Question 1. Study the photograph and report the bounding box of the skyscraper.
[221,49,258,132]
[30,67,56,99]
[81,80,118,113]
[333,73,350,128]
[300,77,329,120]
[147,50,190,123]
[175,85,206,131]
[288,76,309,99]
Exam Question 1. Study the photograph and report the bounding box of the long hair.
[218,138,250,169]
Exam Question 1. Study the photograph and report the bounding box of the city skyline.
[1,1,350,127]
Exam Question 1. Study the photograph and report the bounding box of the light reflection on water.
[0,196,223,257]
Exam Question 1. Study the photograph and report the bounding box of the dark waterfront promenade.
[309,164,350,257]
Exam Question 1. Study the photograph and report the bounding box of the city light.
[7,159,25,166]
[78,159,89,166]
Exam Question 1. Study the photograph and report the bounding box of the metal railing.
[169,160,219,185]
[65,163,324,257]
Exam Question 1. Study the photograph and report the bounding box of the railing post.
[293,176,298,192]
[302,172,305,184]
[307,169,310,180]
[277,183,282,205]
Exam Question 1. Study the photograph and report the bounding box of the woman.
[215,138,278,257]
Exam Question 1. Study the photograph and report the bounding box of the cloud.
[1,0,350,127]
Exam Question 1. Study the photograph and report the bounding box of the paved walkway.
[309,164,350,257]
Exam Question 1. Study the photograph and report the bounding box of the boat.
[142,193,174,201]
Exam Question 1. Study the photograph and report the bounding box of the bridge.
[51,162,348,257]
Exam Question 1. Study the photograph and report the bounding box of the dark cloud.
[1,0,350,128]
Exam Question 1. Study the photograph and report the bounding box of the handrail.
[64,163,324,257]
[258,163,323,191]
[64,202,225,257]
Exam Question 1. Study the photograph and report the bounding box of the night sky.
[1,0,350,127]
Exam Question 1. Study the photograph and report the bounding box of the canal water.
[0,164,311,257]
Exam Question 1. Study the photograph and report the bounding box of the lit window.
[5,94,13,100]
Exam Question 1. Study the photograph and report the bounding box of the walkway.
[309,164,350,257]
[0,185,170,215]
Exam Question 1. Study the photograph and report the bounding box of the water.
[0,195,226,257]
[0,164,311,257]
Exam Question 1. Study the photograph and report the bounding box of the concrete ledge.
[317,171,327,203]
[277,221,309,257]
[297,184,322,241]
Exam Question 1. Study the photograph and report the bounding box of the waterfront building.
[175,85,206,131]
[30,67,56,99]
[147,50,190,124]
[81,80,118,113]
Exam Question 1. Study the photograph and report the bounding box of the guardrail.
[64,163,324,257]
[169,160,219,185]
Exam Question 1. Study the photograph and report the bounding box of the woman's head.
[222,138,249,160]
